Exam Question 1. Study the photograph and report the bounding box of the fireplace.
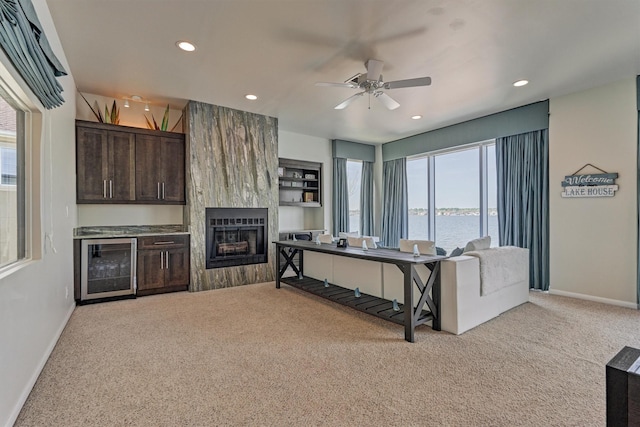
[206,207,268,269]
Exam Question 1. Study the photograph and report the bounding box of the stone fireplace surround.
[185,101,278,291]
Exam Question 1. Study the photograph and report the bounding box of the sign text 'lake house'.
[561,172,618,198]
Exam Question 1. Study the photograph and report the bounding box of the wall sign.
[561,164,618,198]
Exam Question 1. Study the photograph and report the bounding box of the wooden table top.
[274,240,447,265]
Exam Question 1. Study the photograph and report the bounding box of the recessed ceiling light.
[245,94,258,100]
[411,115,422,120]
[131,95,142,101]
[513,79,529,87]
[176,41,196,52]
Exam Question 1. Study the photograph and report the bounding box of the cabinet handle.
[160,251,164,270]
[153,241,175,245]
[165,251,169,269]
[103,180,107,198]
[162,182,165,200]
[109,180,113,198]
[157,182,160,199]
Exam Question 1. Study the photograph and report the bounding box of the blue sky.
[407,146,496,209]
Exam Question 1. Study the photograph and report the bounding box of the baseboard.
[5,303,75,427]
[549,289,639,310]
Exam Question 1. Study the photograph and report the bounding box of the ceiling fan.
[315,59,431,110]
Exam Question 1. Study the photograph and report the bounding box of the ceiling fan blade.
[315,82,358,88]
[384,76,432,89]
[376,92,400,110]
[365,59,384,81]
[334,92,364,110]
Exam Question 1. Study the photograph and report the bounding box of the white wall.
[0,1,77,425]
[549,77,637,307]
[278,130,332,234]
[75,92,185,227]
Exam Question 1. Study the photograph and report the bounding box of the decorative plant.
[79,91,120,124]
[145,104,182,132]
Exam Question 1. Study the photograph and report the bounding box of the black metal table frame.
[274,241,444,343]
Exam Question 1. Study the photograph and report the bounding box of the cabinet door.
[108,130,136,202]
[165,246,190,287]
[136,250,165,291]
[135,134,162,201]
[76,126,109,202]
[160,136,185,203]
[135,134,185,204]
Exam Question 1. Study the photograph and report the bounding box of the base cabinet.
[137,235,190,296]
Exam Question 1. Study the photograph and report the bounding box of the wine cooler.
[80,238,137,301]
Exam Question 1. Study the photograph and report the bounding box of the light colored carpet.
[15,282,640,426]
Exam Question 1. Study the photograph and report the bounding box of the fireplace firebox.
[206,207,268,269]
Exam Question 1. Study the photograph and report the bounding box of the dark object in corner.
[606,346,640,426]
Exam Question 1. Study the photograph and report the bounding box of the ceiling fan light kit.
[316,59,431,111]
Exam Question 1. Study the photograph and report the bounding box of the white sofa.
[303,244,529,335]
[440,246,529,334]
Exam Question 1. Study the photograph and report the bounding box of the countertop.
[73,225,189,240]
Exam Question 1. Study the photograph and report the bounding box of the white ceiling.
[46,0,640,145]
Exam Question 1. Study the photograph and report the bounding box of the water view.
[349,211,499,254]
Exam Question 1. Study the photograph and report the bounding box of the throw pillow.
[464,236,491,252]
[450,247,464,257]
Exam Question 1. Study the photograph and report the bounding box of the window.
[435,148,480,252]
[0,85,26,269]
[407,141,497,254]
[1,147,16,185]
[346,160,362,233]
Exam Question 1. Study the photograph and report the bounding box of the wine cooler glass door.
[81,238,137,300]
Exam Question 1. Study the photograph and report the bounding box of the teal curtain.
[496,129,549,291]
[360,161,374,236]
[0,0,67,108]
[381,158,408,247]
[332,157,349,236]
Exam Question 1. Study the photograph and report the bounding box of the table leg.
[275,244,281,289]
[298,250,304,278]
[432,262,441,331]
[403,265,415,343]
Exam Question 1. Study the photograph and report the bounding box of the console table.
[274,240,446,342]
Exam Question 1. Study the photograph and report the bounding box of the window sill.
[0,257,34,281]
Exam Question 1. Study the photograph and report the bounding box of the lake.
[349,214,499,254]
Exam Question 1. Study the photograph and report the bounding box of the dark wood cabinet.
[76,120,185,205]
[278,158,322,207]
[76,125,135,202]
[137,234,190,296]
[135,134,185,203]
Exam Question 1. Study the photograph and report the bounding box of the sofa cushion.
[464,246,529,296]
[399,239,436,255]
[464,236,491,252]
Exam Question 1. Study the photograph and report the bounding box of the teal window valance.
[332,139,376,162]
[0,0,67,109]
[382,100,549,161]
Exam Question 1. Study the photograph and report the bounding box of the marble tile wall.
[185,101,279,291]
